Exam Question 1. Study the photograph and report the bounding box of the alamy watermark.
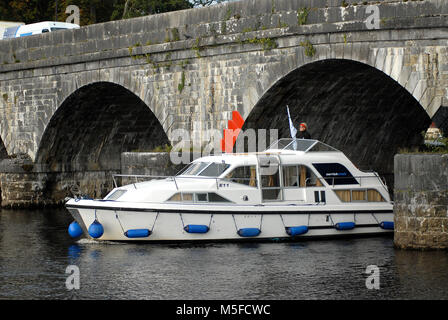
[169,128,279,165]
[365,5,380,30]
[66,5,80,25]
[365,265,380,290]
[65,265,80,290]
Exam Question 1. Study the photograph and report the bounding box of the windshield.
[267,139,316,151]
[266,139,339,152]
[198,162,230,177]
[178,162,230,177]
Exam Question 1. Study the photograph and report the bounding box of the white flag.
[287,106,297,150]
[287,106,297,138]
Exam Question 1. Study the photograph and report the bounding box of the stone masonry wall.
[394,154,448,250]
[120,151,201,186]
[0,155,117,208]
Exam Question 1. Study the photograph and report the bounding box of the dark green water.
[1,208,448,300]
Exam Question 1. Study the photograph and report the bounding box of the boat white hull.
[66,201,394,242]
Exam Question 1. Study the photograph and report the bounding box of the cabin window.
[180,162,209,176]
[168,193,182,201]
[282,165,323,188]
[352,190,366,201]
[367,189,385,202]
[334,190,351,202]
[195,193,208,202]
[334,189,385,202]
[261,166,281,200]
[179,162,230,177]
[166,192,231,203]
[105,189,127,200]
[224,166,257,187]
[199,162,230,177]
[182,193,193,202]
[312,163,358,185]
[208,193,231,202]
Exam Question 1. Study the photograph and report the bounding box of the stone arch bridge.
[0,0,447,207]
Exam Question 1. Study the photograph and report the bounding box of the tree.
[189,0,229,7]
[0,0,53,24]
[52,0,121,25]
[112,0,193,20]
[0,0,232,26]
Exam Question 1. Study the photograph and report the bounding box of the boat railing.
[112,174,239,191]
[112,173,388,191]
[323,175,388,189]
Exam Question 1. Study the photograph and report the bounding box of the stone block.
[394,154,448,250]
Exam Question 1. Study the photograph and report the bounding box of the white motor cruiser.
[65,139,394,242]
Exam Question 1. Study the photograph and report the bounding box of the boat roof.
[265,139,340,152]
[192,139,346,167]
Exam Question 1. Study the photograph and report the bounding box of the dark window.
[208,193,231,202]
[196,193,208,202]
[312,163,358,185]
[199,162,230,177]
[50,27,68,31]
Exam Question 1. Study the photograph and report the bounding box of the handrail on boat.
[112,173,388,191]
[112,174,232,191]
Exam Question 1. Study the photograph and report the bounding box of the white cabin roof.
[188,139,358,174]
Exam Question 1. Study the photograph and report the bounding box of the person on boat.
[297,122,311,139]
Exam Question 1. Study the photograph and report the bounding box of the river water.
[1,208,448,301]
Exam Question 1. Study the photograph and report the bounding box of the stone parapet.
[0,0,446,73]
[394,154,448,250]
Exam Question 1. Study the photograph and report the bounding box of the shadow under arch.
[0,137,7,159]
[241,59,431,191]
[35,82,170,198]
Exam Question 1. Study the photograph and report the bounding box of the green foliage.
[0,0,198,25]
[244,37,278,51]
[0,0,54,24]
[221,21,227,34]
[171,28,180,41]
[117,0,193,20]
[300,40,316,57]
[192,37,203,57]
[178,71,186,93]
[297,7,310,26]
[0,0,122,25]
[151,144,173,152]
[190,0,227,7]
[179,59,190,69]
[224,7,232,20]
[399,132,448,154]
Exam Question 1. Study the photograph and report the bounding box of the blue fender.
[88,220,104,239]
[68,221,83,238]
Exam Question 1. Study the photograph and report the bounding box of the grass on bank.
[398,132,448,154]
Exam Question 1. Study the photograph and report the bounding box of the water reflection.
[1,208,448,299]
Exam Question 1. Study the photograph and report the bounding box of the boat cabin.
[163,139,390,206]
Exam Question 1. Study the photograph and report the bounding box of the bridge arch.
[35,81,170,172]
[241,58,431,187]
